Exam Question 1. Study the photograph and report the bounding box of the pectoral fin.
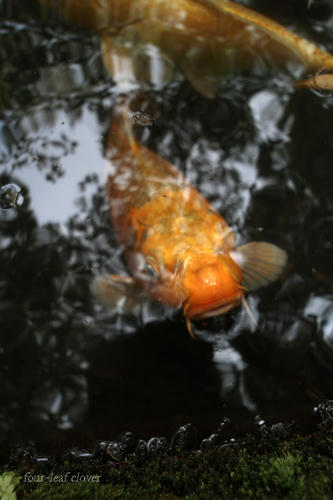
[231,242,287,291]
[91,274,146,313]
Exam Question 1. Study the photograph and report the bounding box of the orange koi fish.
[39,0,333,97]
[92,103,287,334]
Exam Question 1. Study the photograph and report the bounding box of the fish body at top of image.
[38,0,333,97]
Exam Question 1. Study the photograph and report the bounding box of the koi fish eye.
[145,256,159,279]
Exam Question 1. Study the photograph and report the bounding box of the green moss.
[16,483,160,500]
[9,429,333,500]
[0,471,21,500]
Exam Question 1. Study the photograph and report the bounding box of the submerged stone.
[147,436,168,457]
[170,423,197,453]
[107,432,136,461]
[313,399,333,430]
[129,439,149,464]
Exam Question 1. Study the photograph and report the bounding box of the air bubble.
[0,183,24,209]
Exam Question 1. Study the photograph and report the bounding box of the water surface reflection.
[1,0,333,458]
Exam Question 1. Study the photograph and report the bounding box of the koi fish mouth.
[183,293,243,320]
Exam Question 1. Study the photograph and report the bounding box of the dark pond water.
[1,0,333,459]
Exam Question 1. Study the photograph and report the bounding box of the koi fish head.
[181,252,244,319]
[134,241,287,326]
